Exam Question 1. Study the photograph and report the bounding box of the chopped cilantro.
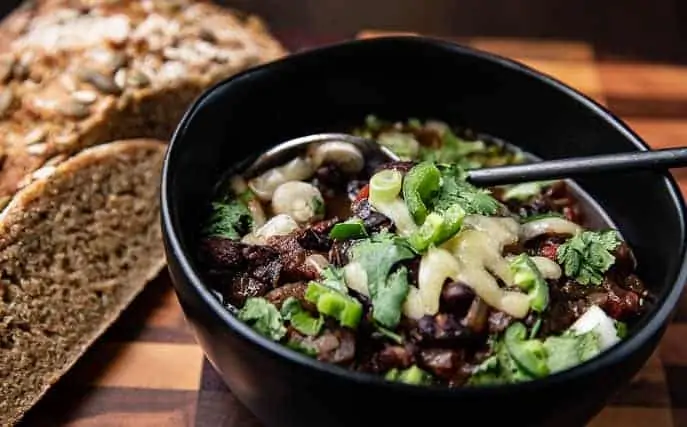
[203,199,254,240]
[543,330,601,373]
[312,196,325,216]
[348,232,416,328]
[434,165,500,216]
[237,297,286,341]
[556,230,621,285]
[320,266,349,294]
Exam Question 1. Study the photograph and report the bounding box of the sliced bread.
[0,0,286,200]
[0,139,167,426]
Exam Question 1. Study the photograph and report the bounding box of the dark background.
[1,0,686,63]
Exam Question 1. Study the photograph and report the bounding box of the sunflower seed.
[32,165,56,180]
[114,68,127,89]
[127,69,150,88]
[0,56,15,83]
[0,88,14,118]
[24,128,46,145]
[58,100,91,119]
[43,154,66,167]
[26,143,48,156]
[77,69,121,95]
[72,90,98,104]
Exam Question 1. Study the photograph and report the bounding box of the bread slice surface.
[0,139,168,426]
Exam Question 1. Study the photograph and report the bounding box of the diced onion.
[343,262,369,296]
[570,305,621,350]
[520,217,582,241]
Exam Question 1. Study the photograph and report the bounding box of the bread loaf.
[0,1,287,424]
[0,139,167,425]
[0,0,286,202]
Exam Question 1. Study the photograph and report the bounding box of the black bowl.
[161,36,687,427]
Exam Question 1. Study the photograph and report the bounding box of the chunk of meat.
[198,237,282,306]
[440,281,475,317]
[374,345,414,371]
[264,282,309,309]
[600,283,643,320]
[296,218,338,252]
[612,242,638,277]
[415,314,475,347]
[487,310,514,335]
[311,328,356,364]
[198,236,278,271]
[374,161,415,174]
[419,348,470,385]
[350,198,393,233]
[267,235,320,283]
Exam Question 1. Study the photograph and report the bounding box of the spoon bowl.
[247,132,687,187]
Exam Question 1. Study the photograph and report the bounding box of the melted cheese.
[369,197,418,237]
[404,215,531,319]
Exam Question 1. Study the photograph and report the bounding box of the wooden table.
[19,32,687,427]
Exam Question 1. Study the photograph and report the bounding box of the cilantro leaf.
[237,297,286,341]
[203,199,254,240]
[348,232,416,328]
[556,230,621,285]
[320,266,349,294]
[434,165,500,216]
[543,330,601,373]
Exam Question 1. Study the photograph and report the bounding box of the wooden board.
[19,32,687,427]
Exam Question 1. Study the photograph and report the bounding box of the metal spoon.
[245,133,687,186]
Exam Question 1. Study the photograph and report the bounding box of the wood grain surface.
[18,32,687,427]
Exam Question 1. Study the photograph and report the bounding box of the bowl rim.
[162,35,687,396]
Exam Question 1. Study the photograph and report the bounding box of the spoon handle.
[467,147,687,186]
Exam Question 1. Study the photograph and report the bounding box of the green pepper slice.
[280,297,324,336]
[509,253,549,312]
[305,282,363,329]
[329,218,368,240]
[402,161,441,224]
[504,323,549,378]
[409,212,445,252]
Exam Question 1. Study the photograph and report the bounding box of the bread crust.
[0,0,286,199]
[0,139,168,426]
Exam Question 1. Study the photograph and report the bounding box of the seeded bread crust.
[0,139,168,426]
[0,0,286,202]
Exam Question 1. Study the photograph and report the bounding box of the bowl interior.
[164,36,686,367]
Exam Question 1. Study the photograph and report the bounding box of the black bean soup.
[196,116,650,387]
